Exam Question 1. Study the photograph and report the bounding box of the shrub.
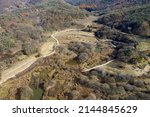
[85,93,97,100]
[76,52,89,63]
[109,86,126,95]
[0,34,16,52]
[116,47,139,63]
[70,90,80,100]
[124,84,135,91]
[75,75,90,85]
[16,86,33,100]
[22,40,39,55]
[134,80,145,88]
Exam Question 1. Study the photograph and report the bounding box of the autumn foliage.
[79,4,97,9]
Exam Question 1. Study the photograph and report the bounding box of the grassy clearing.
[137,41,150,51]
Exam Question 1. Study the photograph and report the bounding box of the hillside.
[97,4,150,37]
[65,0,150,11]
[0,0,87,69]
[0,0,149,100]
[65,0,150,37]
[0,0,31,13]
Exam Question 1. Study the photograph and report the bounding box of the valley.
[0,0,149,100]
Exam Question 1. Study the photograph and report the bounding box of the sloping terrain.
[65,0,150,12]
[0,0,87,70]
[0,0,149,100]
[97,4,150,36]
[0,0,31,13]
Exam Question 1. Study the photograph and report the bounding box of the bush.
[22,40,39,55]
[133,21,150,36]
[0,34,16,52]
[124,84,135,91]
[109,86,126,95]
[116,47,139,63]
[70,90,80,100]
[16,86,33,100]
[85,93,97,100]
[134,80,145,88]
[75,75,90,85]
[105,77,116,83]
[69,42,93,54]
[100,83,110,92]
[115,73,134,82]
[76,52,89,63]
[136,92,150,100]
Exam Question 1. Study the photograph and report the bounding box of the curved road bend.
[0,29,86,85]
[0,29,116,85]
[0,30,61,85]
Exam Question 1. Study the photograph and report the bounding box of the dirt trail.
[1,16,108,85]
[0,29,86,85]
[0,56,37,84]
[0,32,58,85]
[83,60,114,72]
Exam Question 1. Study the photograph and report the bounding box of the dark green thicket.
[97,5,150,37]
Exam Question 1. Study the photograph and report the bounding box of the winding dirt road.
[0,29,62,85]
[0,29,88,85]
[0,28,115,85]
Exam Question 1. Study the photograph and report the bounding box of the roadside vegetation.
[97,5,150,37]
[0,0,87,70]
[0,0,149,100]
